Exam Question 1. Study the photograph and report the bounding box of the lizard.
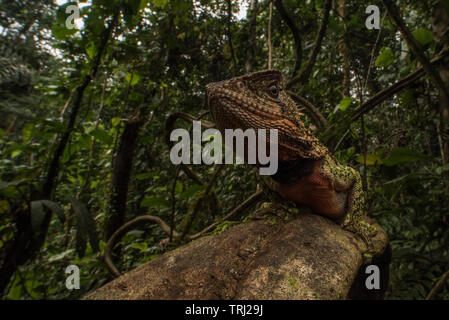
[206,69,377,252]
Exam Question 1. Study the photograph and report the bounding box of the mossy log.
[84,210,389,300]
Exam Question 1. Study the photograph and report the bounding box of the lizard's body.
[206,70,376,250]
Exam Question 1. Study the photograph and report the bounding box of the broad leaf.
[412,28,433,46]
[30,201,48,236]
[179,184,204,199]
[383,148,432,166]
[337,97,354,112]
[375,47,395,67]
[41,200,65,223]
[140,196,170,207]
[355,154,383,165]
[70,198,100,257]
[90,128,112,144]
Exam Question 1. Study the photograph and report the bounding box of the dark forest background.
[1,0,449,299]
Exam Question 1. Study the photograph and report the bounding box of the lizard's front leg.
[323,156,377,251]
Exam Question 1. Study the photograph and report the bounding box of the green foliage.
[0,0,448,301]
[375,47,395,67]
[412,28,434,46]
[70,198,100,258]
[336,97,355,112]
[382,148,433,167]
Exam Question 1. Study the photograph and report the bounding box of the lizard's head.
[207,70,286,121]
[206,70,326,161]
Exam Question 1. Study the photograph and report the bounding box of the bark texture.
[85,210,389,300]
[431,0,449,164]
[105,111,146,239]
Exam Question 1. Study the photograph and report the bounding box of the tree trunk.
[245,0,258,73]
[338,0,350,97]
[431,1,449,165]
[105,109,146,239]
[85,210,389,300]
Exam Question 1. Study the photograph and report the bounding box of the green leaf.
[111,117,121,127]
[136,172,158,180]
[383,173,416,185]
[90,180,99,189]
[51,24,77,40]
[355,154,383,165]
[130,242,147,253]
[77,134,92,150]
[0,200,9,214]
[11,150,22,159]
[0,180,25,198]
[179,184,204,199]
[123,0,143,27]
[383,148,432,166]
[140,196,170,207]
[86,42,97,59]
[41,200,65,223]
[22,124,34,143]
[48,249,75,262]
[152,0,168,8]
[0,180,24,191]
[140,0,151,9]
[30,200,65,239]
[90,128,112,144]
[175,181,183,193]
[375,47,395,67]
[126,230,144,237]
[70,198,100,257]
[412,28,433,46]
[436,163,449,175]
[126,73,141,86]
[6,275,22,300]
[337,97,354,111]
[30,201,48,237]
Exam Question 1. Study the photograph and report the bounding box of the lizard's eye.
[268,85,279,98]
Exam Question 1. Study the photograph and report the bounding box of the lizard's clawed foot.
[341,218,377,253]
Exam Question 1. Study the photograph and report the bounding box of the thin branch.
[349,46,449,123]
[324,46,449,145]
[189,189,264,238]
[179,165,224,241]
[164,112,214,185]
[245,0,259,73]
[426,268,449,300]
[225,0,237,74]
[164,112,214,148]
[287,91,328,129]
[104,215,179,276]
[169,166,181,242]
[363,11,386,94]
[287,0,332,88]
[42,12,119,199]
[346,40,368,190]
[267,1,273,69]
[338,0,350,97]
[382,0,449,103]
[274,0,302,76]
